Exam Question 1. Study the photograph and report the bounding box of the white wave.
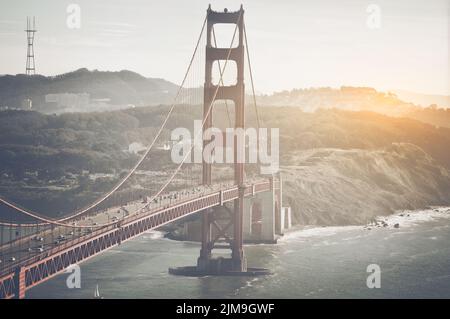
[279,225,360,242]
[312,239,341,247]
[279,207,450,243]
[142,230,166,240]
[375,206,450,228]
[244,277,260,288]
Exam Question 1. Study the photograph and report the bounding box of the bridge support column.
[197,208,212,271]
[231,187,247,272]
[14,267,26,299]
[273,173,283,235]
[169,5,269,277]
[243,184,277,243]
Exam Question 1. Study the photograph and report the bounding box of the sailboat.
[94,284,103,299]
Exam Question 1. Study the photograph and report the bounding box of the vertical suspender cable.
[0,16,208,228]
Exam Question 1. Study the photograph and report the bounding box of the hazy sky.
[0,0,448,95]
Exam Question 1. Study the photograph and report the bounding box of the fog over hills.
[2,69,448,116]
[393,90,450,109]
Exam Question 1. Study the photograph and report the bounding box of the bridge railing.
[0,178,275,278]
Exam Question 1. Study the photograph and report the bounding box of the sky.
[0,0,448,95]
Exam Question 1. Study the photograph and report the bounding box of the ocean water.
[27,207,450,299]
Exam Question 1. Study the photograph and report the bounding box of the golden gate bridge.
[0,5,283,299]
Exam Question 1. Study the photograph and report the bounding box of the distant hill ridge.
[0,68,179,112]
[1,69,448,125]
[257,86,449,111]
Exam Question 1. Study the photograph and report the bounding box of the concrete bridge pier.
[243,190,276,243]
[243,173,284,243]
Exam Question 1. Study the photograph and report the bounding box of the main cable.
[0,16,208,228]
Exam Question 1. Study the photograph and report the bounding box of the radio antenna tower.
[25,16,37,75]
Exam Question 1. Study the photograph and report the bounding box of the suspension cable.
[131,11,243,215]
[1,12,243,229]
[243,22,262,179]
[0,16,208,228]
[243,23,261,129]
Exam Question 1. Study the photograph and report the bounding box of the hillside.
[257,87,414,114]
[0,106,449,226]
[259,108,450,170]
[0,68,179,113]
[393,90,450,109]
[283,145,450,225]
[2,70,449,129]
[257,87,450,128]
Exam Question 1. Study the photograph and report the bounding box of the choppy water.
[28,207,450,298]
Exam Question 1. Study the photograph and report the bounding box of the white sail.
[94,284,100,298]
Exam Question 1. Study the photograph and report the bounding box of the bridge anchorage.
[169,5,275,277]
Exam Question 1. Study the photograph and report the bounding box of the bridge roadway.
[0,180,242,274]
[0,178,277,298]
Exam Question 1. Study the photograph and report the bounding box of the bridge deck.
[0,179,278,299]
